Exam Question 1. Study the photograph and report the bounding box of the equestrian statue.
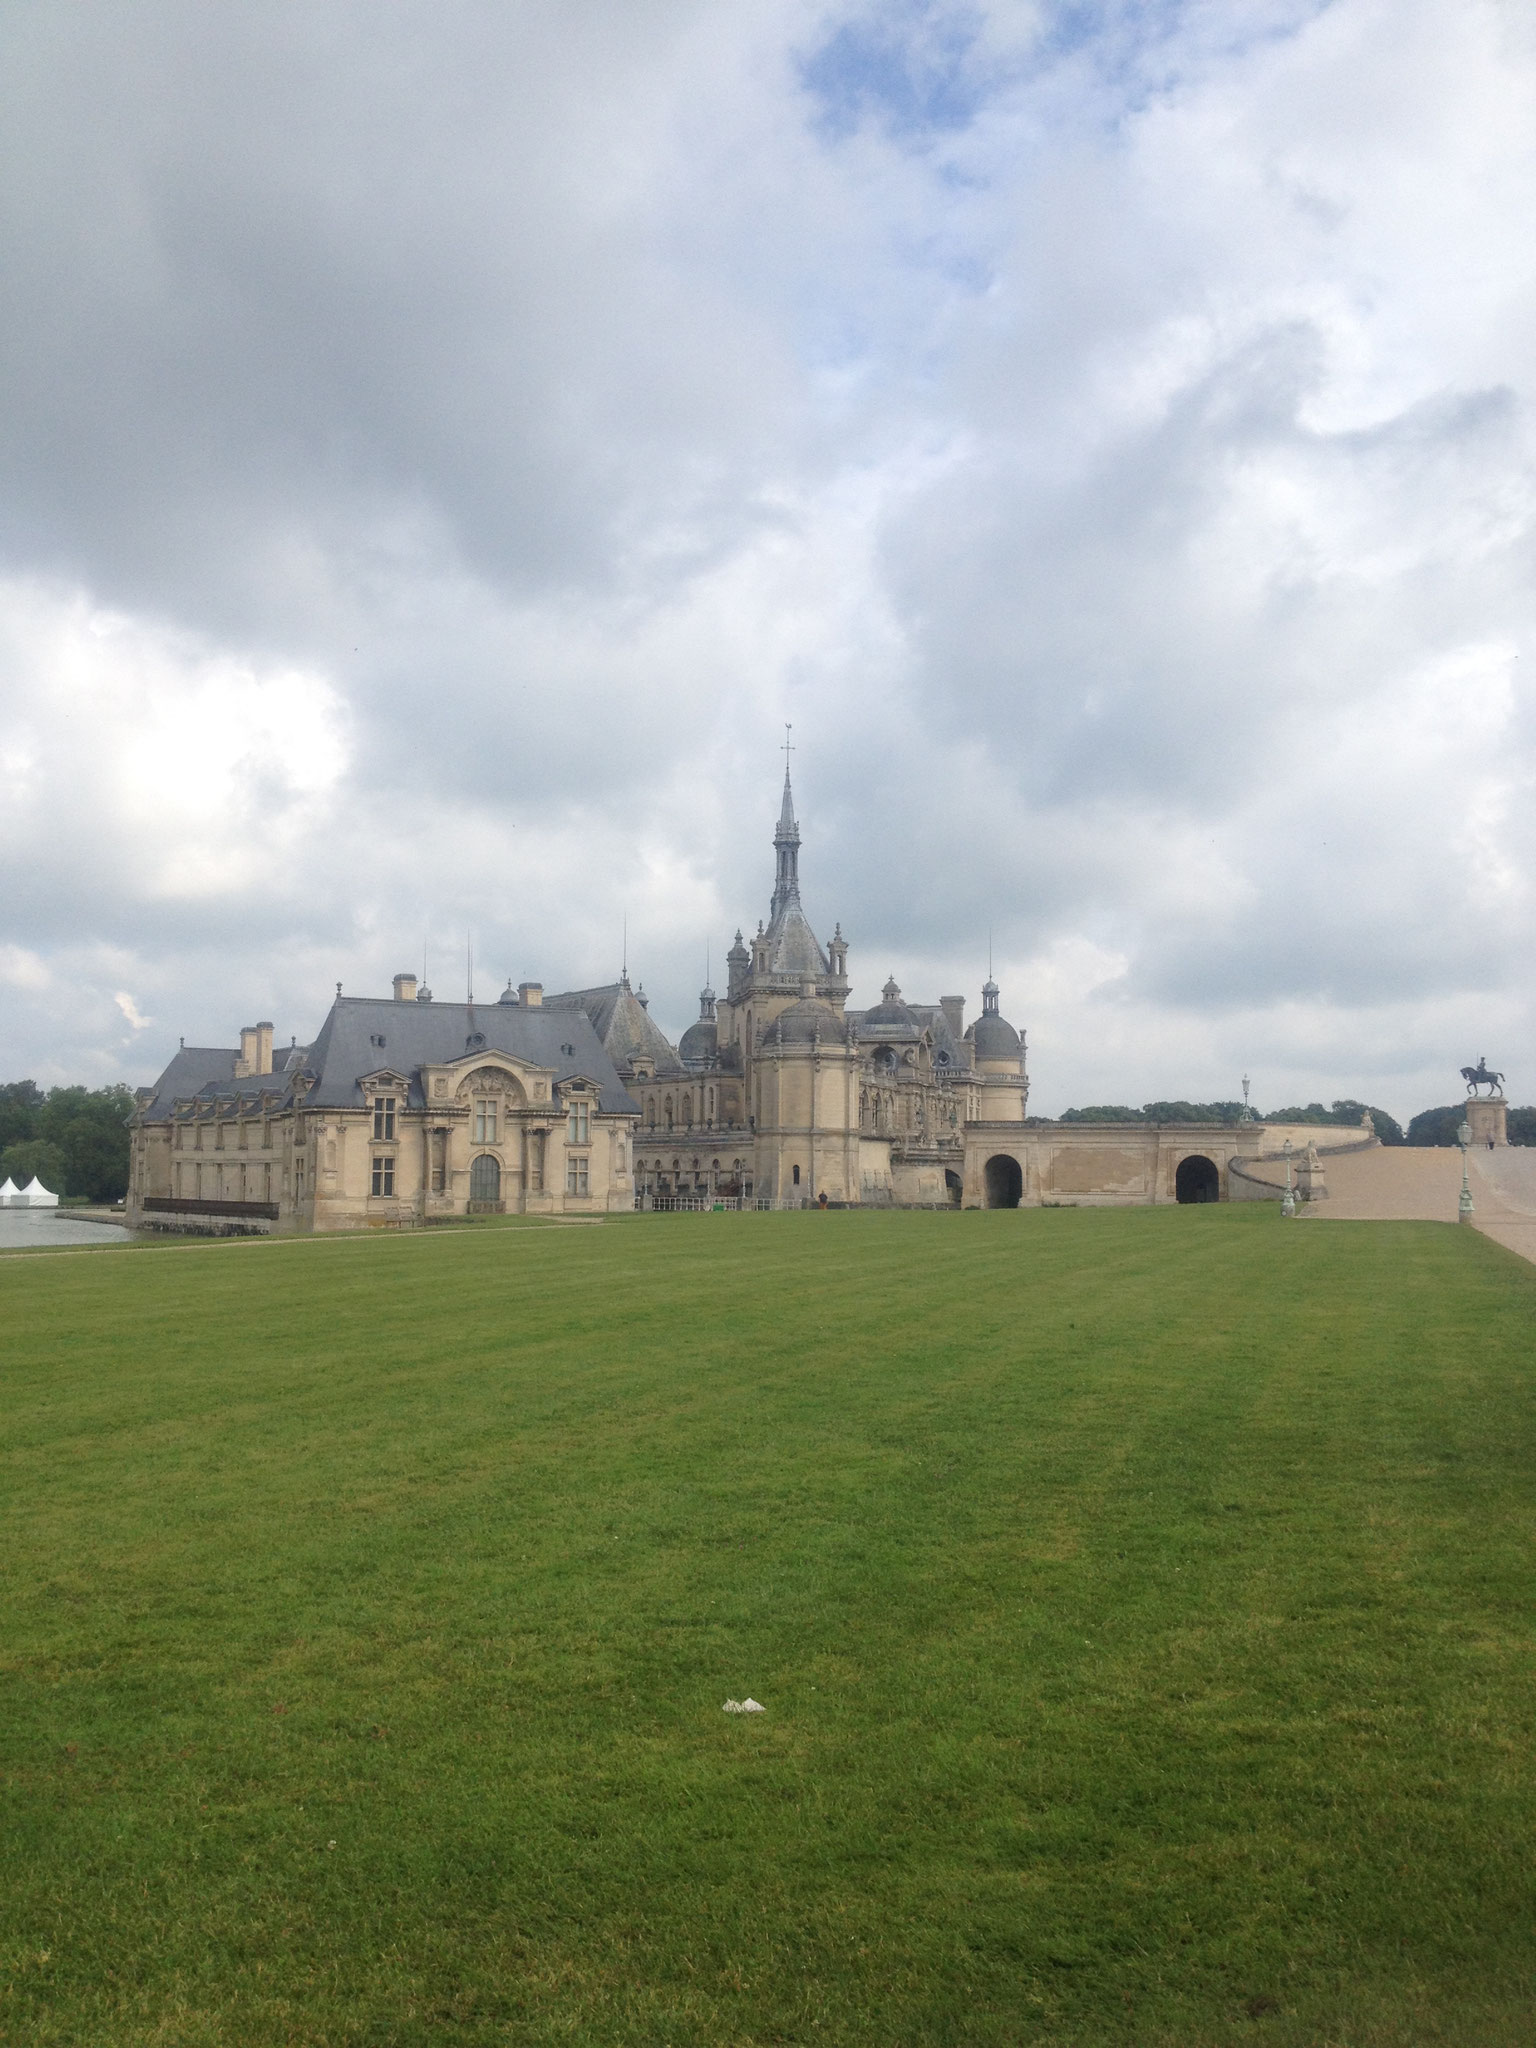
[1461,1056,1505,1097]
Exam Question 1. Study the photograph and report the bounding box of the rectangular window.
[371,1154,395,1196]
[473,1098,497,1144]
[215,1124,225,1151]
[238,1122,249,1150]
[566,1155,589,1196]
[373,1096,396,1141]
[566,1102,590,1144]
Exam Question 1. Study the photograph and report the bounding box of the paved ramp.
[1302,1146,1462,1220]
[1299,1144,1536,1265]
[1467,1149,1536,1263]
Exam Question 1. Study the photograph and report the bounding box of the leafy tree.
[1329,1100,1404,1145]
[1262,1100,1403,1143]
[1142,1101,1251,1124]
[0,1080,43,1155]
[0,1138,68,1194]
[1406,1105,1465,1148]
[1057,1106,1146,1123]
[39,1084,135,1201]
[0,1080,134,1199]
[1407,1103,1536,1148]
[1262,1101,1335,1125]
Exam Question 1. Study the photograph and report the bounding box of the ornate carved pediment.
[360,1067,409,1092]
[454,1060,527,1107]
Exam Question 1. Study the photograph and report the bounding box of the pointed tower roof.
[777,763,799,840]
[763,754,829,978]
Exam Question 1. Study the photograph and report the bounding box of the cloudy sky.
[2,0,1532,1118]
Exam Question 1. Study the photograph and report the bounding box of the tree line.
[1045,1098,1536,1145]
[0,1082,134,1202]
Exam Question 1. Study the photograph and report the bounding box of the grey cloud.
[1,0,1534,1122]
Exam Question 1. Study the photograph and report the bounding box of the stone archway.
[1175,1154,1220,1204]
[469,1153,501,1206]
[944,1168,963,1207]
[984,1154,1023,1209]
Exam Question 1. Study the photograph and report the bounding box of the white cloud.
[0,0,1532,1123]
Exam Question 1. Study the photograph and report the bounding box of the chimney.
[392,973,417,1003]
[236,1026,258,1078]
[518,981,543,1007]
[939,996,965,1039]
[255,1022,274,1074]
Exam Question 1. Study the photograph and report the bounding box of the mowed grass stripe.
[2,1208,1534,2045]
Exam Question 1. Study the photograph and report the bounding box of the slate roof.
[138,997,638,1120]
[135,1046,303,1120]
[760,897,829,980]
[909,1005,967,1070]
[544,979,687,1077]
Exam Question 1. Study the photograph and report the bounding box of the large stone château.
[126,765,1269,1231]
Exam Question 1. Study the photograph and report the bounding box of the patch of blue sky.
[1034,0,1338,111]
[799,2,990,143]
[799,0,1336,145]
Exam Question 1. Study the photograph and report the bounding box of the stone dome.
[968,1011,1022,1058]
[679,1016,718,1067]
[858,976,921,1039]
[762,997,842,1047]
[965,979,1021,1061]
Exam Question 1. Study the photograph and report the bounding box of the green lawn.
[2,1209,1534,2046]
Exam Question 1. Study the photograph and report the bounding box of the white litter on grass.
[722,1698,765,1714]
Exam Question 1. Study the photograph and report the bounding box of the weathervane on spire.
[782,721,794,770]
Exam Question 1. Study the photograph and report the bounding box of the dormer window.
[372,1095,396,1141]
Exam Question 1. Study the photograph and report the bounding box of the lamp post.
[1281,1136,1295,1218]
[1241,1073,1252,1121]
[1458,1118,1474,1223]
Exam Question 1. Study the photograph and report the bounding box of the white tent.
[18,1178,58,1208]
[0,1177,18,1206]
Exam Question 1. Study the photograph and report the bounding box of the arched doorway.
[469,1153,501,1207]
[984,1154,1023,1209]
[1175,1154,1220,1204]
[944,1169,963,1207]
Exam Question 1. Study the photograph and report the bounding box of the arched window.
[647,1100,656,1128]
[682,1094,693,1127]
[665,1096,674,1130]
[470,1154,501,1204]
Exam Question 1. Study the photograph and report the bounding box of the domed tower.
[752,977,860,1204]
[964,979,1028,1120]
[679,985,718,1071]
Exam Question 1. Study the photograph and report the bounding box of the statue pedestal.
[1466,1096,1507,1148]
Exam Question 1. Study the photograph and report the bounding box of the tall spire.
[772,724,801,917]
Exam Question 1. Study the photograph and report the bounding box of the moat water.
[0,1209,137,1250]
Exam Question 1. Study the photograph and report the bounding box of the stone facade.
[127,982,637,1233]
[127,766,1316,1230]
